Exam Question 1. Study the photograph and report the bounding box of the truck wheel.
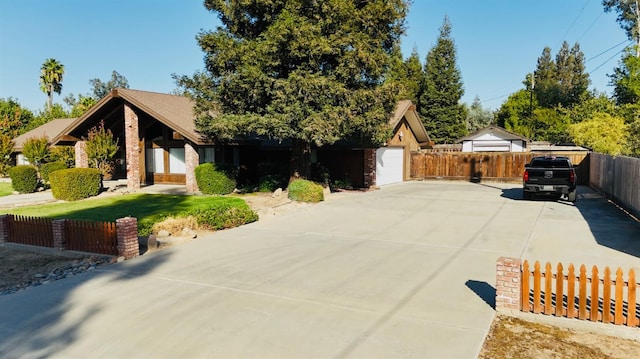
[523,190,531,200]
[568,190,577,202]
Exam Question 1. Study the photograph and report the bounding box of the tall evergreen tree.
[533,42,590,108]
[175,0,408,178]
[385,47,423,104]
[39,58,65,111]
[419,16,467,144]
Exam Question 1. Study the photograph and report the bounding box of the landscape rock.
[157,230,171,238]
[272,188,283,198]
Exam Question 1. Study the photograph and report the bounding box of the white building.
[457,126,529,153]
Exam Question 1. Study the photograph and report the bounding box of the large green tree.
[610,47,640,104]
[386,47,423,104]
[533,42,590,108]
[603,0,640,56]
[39,58,65,111]
[0,98,35,137]
[90,70,129,99]
[176,0,408,178]
[419,16,467,144]
[569,112,628,155]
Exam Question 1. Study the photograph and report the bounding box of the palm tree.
[39,58,65,111]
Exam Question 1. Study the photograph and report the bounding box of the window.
[169,148,186,174]
[198,147,215,164]
[145,148,165,173]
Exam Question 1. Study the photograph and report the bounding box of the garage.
[375,147,404,186]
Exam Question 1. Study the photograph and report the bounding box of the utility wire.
[557,0,591,48]
[586,39,632,62]
[590,46,629,73]
[577,11,603,42]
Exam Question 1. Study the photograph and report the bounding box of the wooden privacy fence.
[6,215,54,248]
[65,219,118,256]
[411,152,590,185]
[589,153,640,220]
[0,214,139,259]
[495,257,639,327]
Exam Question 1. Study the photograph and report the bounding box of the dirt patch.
[479,315,640,359]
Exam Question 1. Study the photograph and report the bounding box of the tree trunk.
[289,139,312,182]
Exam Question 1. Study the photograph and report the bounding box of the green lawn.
[0,182,13,197]
[1,193,253,235]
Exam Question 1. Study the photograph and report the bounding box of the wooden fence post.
[0,214,10,243]
[116,217,139,259]
[52,219,66,250]
[496,257,522,315]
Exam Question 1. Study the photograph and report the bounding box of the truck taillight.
[523,170,529,182]
[569,171,575,184]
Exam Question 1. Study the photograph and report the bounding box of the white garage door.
[376,147,404,186]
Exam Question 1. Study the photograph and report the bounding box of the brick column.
[116,217,139,259]
[52,219,66,250]
[0,214,11,243]
[363,148,376,188]
[185,141,199,193]
[75,141,88,168]
[124,104,141,190]
[496,257,522,315]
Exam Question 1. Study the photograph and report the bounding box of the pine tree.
[419,16,467,144]
[175,0,408,178]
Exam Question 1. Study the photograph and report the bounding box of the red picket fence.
[7,215,54,248]
[65,219,118,256]
[522,260,639,327]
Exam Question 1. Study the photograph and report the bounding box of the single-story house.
[12,118,76,165]
[457,125,529,152]
[12,89,431,191]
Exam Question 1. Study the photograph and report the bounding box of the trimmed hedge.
[288,179,324,202]
[8,165,38,193]
[40,162,68,183]
[50,168,101,201]
[195,163,236,195]
[186,202,258,230]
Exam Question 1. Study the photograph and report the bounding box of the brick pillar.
[75,141,88,168]
[116,217,139,259]
[0,214,11,243]
[363,148,376,188]
[496,257,522,315]
[52,219,66,250]
[185,141,199,193]
[124,104,141,191]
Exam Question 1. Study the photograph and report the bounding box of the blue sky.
[0,0,630,114]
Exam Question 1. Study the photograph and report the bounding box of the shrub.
[288,179,324,202]
[39,162,68,183]
[195,163,236,195]
[8,165,38,193]
[22,136,50,167]
[258,174,285,193]
[186,202,258,230]
[50,168,101,201]
[84,121,119,178]
[49,146,75,168]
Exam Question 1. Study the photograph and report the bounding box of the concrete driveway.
[0,181,639,358]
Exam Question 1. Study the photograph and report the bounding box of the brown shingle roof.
[63,88,208,145]
[12,118,76,151]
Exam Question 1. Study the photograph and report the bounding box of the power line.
[557,0,591,48]
[590,46,629,73]
[577,11,603,42]
[586,39,632,62]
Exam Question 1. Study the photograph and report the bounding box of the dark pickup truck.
[522,156,577,202]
